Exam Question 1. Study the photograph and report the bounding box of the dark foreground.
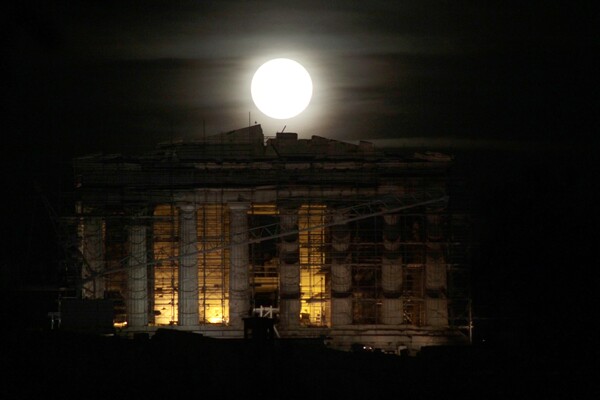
[1,328,596,400]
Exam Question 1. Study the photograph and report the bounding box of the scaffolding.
[57,125,473,352]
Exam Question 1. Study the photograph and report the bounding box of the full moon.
[251,58,313,119]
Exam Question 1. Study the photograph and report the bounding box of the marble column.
[229,202,250,329]
[178,203,199,326]
[330,211,352,326]
[278,203,300,329]
[381,213,403,324]
[425,238,448,327]
[82,216,105,299]
[127,223,148,328]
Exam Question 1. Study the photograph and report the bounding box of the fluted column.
[127,222,148,328]
[382,213,403,324]
[82,216,105,299]
[425,229,448,327]
[178,203,199,326]
[330,210,352,326]
[278,203,300,329]
[229,202,250,328]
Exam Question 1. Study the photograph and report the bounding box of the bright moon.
[251,58,313,119]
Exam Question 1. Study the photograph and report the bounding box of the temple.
[65,125,471,354]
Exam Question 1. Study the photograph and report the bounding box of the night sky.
[2,1,597,353]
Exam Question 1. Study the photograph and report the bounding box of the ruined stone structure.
[69,125,471,354]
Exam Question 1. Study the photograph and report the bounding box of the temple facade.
[70,125,471,354]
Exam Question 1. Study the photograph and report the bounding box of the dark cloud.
[3,0,594,156]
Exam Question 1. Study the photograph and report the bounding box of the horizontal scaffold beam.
[245,189,447,243]
[81,190,448,283]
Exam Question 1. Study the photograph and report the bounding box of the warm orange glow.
[153,205,179,325]
[299,205,328,326]
[207,314,225,324]
[113,321,127,329]
[197,204,230,324]
[150,203,330,326]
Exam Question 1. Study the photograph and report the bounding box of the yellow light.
[299,204,327,326]
[208,315,223,324]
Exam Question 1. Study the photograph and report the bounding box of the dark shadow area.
[1,328,596,400]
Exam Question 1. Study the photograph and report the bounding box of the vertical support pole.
[278,203,301,329]
[127,220,148,328]
[146,220,156,326]
[425,211,449,327]
[382,213,403,324]
[82,215,105,299]
[330,210,352,326]
[229,202,250,329]
[178,203,199,326]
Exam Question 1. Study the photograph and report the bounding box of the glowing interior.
[152,203,327,326]
[299,205,327,326]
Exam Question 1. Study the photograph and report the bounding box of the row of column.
[120,205,201,329]
[81,202,256,330]
[119,202,249,329]
[82,203,448,330]
[120,202,252,330]
[329,209,448,327]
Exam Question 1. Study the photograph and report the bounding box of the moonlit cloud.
[4,0,592,155]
